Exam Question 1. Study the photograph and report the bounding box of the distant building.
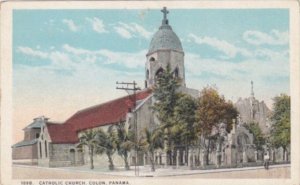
[12,116,48,165]
[235,81,272,134]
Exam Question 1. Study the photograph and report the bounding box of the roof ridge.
[64,88,151,123]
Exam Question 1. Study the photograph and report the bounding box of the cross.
[161,7,169,20]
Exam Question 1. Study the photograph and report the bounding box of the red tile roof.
[47,89,152,144]
[46,123,79,144]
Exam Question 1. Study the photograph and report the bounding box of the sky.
[13,8,289,142]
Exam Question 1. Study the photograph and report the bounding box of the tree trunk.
[107,154,114,171]
[283,147,288,162]
[124,152,130,170]
[150,152,155,172]
[90,147,94,169]
[205,139,211,165]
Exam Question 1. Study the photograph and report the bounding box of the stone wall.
[12,144,38,160]
[48,143,84,167]
[83,148,125,169]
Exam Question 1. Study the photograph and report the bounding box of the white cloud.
[49,51,75,69]
[114,22,153,39]
[243,30,289,45]
[188,34,252,59]
[86,17,107,33]
[62,44,92,55]
[62,44,145,69]
[18,44,146,71]
[62,19,79,32]
[17,46,48,59]
[114,26,132,39]
[98,49,146,68]
[185,52,288,79]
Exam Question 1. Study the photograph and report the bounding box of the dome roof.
[148,25,183,54]
[148,7,183,54]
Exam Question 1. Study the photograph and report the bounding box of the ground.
[12,164,290,179]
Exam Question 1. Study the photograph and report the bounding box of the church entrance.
[70,149,75,165]
[237,133,250,163]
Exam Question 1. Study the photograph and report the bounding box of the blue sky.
[13,8,289,141]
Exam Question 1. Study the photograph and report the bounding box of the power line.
[116,81,141,176]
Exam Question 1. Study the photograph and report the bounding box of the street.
[12,164,290,179]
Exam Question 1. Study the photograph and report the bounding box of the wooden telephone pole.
[116,81,141,176]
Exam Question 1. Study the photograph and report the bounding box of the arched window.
[146,69,149,79]
[39,142,42,158]
[155,68,164,77]
[44,141,48,158]
[149,57,155,62]
[174,68,179,78]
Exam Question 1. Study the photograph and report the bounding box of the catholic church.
[12,7,283,169]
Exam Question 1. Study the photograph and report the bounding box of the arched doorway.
[70,149,76,165]
[237,133,249,163]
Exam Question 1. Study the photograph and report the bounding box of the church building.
[12,7,283,169]
[12,7,199,168]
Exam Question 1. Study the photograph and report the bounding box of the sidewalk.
[13,163,290,177]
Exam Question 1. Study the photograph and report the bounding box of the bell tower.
[145,7,185,88]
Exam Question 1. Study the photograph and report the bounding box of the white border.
[1,1,299,185]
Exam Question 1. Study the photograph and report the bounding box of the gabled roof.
[23,117,48,130]
[47,88,152,144]
[46,123,79,144]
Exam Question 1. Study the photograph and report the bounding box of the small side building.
[12,117,44,165]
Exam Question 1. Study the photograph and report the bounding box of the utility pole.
[116,81,141,176]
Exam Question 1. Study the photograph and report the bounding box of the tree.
[195,86,238,165]
[115,122,134,170]
[78,129,97,169]
[152,64,180,164]
[140,128,164,171]
[94,126,117,170]
[244,122,265,150]
[153,64,180,127]
[172,93,198,155]
[270,94,290,161]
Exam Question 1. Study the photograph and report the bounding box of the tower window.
[174,68,179,78]
[155,68,164,77]
[36,133,40,138]
[150,57,155,62]
[146,69,149,79]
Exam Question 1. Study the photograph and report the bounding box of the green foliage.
[244,122,265,150]
[78,129,98,169]
[140,128,164,153]
[270,94,290,150]
[94,126,117,170]
[173,93,198,146]
[195,86,238,137]
[140,128,164,171]
[115,122,134,170]
[153,64,180,128]
[152,64,181,162]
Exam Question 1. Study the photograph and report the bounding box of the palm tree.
[78,129,97,169]
[140,128,164,172]
[94,126,117,170]
[115,122,134,170]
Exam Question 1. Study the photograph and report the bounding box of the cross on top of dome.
[161,7,169,25]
